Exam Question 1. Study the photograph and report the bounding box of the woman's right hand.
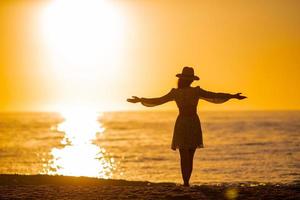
[233,93,247,100]
[127,96,141,103]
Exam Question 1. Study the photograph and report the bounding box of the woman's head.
[177,78,193,89]
[176,66,199,88]
[176,66,199,80]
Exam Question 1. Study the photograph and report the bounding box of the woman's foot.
[183,183,190,187]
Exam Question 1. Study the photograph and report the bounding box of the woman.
[127,66,246,186]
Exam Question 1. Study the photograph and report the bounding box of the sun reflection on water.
[44,110,114,178]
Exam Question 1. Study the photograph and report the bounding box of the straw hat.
[176,66,199,80]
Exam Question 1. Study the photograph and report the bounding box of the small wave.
[241,142,272,146]
[139,157,167,161]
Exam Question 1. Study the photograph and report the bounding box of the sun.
[40,0,125,111]
[41,0,125,81]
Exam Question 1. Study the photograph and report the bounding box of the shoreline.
[0,174,299,200]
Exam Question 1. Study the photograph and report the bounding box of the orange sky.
[0,0,299,111]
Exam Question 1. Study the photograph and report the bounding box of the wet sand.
[0,174,299,200]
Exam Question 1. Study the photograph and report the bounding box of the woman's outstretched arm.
[198,87,246,104]
[127,89,175,107]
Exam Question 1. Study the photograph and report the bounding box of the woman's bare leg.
[179,149,190,186]
[179,148,196,186]
[187,148,196,184]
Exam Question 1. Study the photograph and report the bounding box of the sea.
[0,111,299,184]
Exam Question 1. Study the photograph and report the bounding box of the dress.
[141,86,232,150]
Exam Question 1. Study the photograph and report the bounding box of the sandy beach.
[0,175,299,200]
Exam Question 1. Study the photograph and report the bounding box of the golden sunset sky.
[0,0,299,111]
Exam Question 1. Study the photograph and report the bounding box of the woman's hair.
[177,78,193,89]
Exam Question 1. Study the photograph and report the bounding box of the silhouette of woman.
[127,66,246,186]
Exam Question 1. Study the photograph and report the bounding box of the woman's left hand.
[127,96,141,103]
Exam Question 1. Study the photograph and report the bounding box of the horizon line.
[0,109,299,113]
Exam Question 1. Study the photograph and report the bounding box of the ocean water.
[0,111,299,184]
